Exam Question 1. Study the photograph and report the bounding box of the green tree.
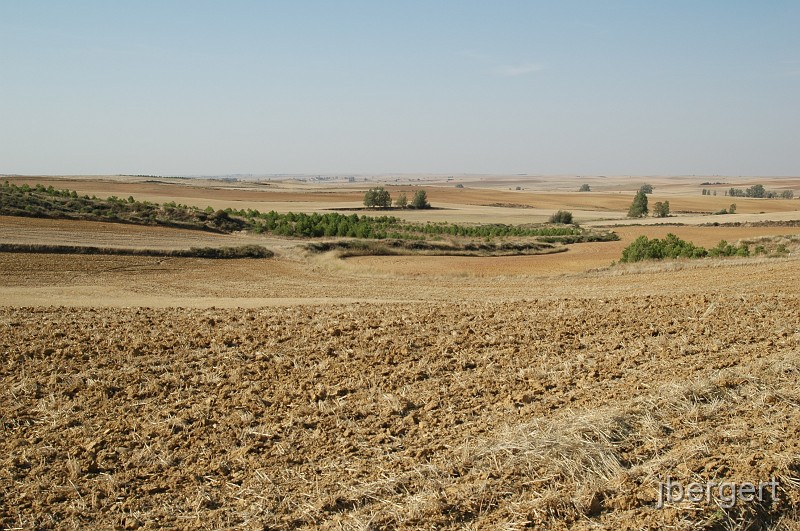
[363,187,391,208]
[627,191,649,218]
[579,184,591,192]
[729,203,736,214]
[652,200,670,218]
[746,184,766,198]
[394,193,408,208]
[411,189,430,209]
[639,183,654,194]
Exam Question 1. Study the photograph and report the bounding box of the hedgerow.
[620,233,753,263]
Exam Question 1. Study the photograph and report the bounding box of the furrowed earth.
[1,175,799,529]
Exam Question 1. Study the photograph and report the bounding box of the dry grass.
[299,349,800,529]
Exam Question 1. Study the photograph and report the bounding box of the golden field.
[1,174,799,529]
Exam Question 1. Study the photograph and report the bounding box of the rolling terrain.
[1,175,799,529]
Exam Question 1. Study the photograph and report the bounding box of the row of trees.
[579,183,655,194]
[726,185,793,199]
[363,187,430,209]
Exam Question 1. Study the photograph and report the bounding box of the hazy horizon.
[2,1,799,176]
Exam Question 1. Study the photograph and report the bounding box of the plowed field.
[2,175,800,529]
[2,295,799,529]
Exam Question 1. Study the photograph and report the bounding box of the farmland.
[1,174,799,529]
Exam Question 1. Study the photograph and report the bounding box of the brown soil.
[2,176,800,529]
[1,296,798,529]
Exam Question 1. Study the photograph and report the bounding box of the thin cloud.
[459,49,491,61]
[493,63,544,77]
[458,50,545,77]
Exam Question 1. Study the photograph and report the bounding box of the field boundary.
[0,243,273,259]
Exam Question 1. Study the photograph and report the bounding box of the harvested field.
[2,175,800,529]
[0,216,288,253]
[2,249,800,307]
[346,225,800,277]
[1,296,799,529]
[5,175,798,225]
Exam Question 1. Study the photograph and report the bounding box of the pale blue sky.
[1,1,798,176]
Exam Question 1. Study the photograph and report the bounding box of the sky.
[1,1,799,176]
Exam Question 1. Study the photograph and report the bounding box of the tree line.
[724,185,793,199]
[363,187,430,209]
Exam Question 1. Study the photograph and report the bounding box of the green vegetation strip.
[1,182,619,245]
[0,182,245,233]
[0,243,273,259]
[620,233,792,263]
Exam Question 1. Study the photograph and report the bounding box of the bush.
[620,234,764,263]
[620,233,707,262]
[549,210,574,224]
[707,240,750,258]
[187,245,273,259]
[579,184,591,192]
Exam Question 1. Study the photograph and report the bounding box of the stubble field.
[1,174,799,529]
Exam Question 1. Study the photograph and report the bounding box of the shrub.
[707,240,750,258]
[579,184,591,192]
[187,245,273,259]
[549,210,574,224]
[620,233,707,262]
